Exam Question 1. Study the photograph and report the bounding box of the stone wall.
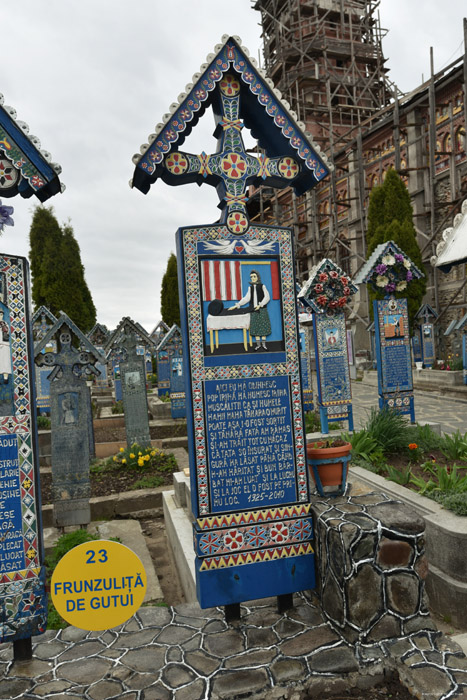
[312,492,434,645]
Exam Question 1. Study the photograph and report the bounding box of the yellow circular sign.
[51,540,147,631]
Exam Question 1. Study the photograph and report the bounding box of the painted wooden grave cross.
[105,317,156,448]
[0,92,63,659]
[161,75,303,234]
[157,324,186,419]
[87,322,110,388]
[355,241,424,421]
[32,306,58,414]
[298,259,358,434]
[131,35,331,614]
[34,314,104,528]
[415,303,438,368]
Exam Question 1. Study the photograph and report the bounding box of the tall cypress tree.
[29,206,62,309]
[29,208,96,331]
[160,253,180,327]
[58,224,96,331]
[366,169,426,328]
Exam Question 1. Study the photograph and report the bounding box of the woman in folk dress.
[233,269,272,350]
[0,309,11,383]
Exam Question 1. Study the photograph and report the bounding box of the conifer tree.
[29,207,96,331]
[29,206,62,309]
[160,253,180,327]
[366,169,426,328]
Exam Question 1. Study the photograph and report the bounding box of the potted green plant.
[306,438,352,497]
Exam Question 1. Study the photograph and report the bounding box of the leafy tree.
[160,253,180,327]
[29,208,96,331]
[366,169,426,328]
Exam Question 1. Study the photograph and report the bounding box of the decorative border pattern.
[199,542,314,571]
[182,224,307,517]
[197,517,313,557]
[196,502,311,530]
[0,127,47,193]
[0,256,46,642]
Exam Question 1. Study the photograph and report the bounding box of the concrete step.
[43,519,163,604]
[162,490,196,603]
[162,435,189,450]
[150,419,187,440]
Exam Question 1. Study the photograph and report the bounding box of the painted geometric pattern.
[197,517,313,557]
[385,392,413,409]
[0,126,47,192]
[196,502,311,530]
[138,41,327,183]
[199,542,314,571]
[182,224,307,515]
[0,257,44,642]
[0,259,32,433]
[0,567,47,640]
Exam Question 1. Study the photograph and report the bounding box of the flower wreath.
[299,259,358,314]
[370,252,413,295]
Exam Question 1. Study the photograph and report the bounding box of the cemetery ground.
[5,385,467,699]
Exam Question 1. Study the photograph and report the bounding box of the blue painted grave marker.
[157,325,186,418]
[131,35,331,609]
[0,90,63,659]
[355,241,424,421]
[415,304,438,367]
[0,256,48,647]
[298,259,357,433]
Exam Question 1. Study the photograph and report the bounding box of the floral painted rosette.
[298,258,358,314]
[354,241,424,295]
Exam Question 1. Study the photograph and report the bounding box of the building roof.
[431,198,467,273]
[0,93,64,201]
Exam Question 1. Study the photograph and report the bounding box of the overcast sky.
[1,1,466,332]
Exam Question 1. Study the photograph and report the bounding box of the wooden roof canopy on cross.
[0,93,63,202]
[131,35,332,235]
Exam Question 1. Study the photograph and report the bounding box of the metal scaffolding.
[249,1,467,339]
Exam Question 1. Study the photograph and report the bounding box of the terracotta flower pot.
[306,440,352,497]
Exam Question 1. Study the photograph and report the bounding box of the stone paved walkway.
[2,593,467,699]
[351,380,467,435]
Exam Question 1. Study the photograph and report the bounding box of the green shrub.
[406,423,443,453]
[131,475,165,489]
[363,406,409,454]
[45,529,99,572]
[37,414,51,430]
[385,464,412,486]
[439,431,467,462]
[411,461,467,496]
[438,492,467,516]
[350,455,387,475]
[111,400,123,414]
[343,429,378,462]
[304,411,321,433]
